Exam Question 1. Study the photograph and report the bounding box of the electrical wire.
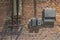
[15,25,24,40]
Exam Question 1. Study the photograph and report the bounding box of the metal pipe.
[17,0,18,25]
[18,0,22,15]
[13,0,17,16]
[13,0,18,25]
[34,0,36,17]
[12,0,17,25]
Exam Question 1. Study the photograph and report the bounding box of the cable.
[15,25,24,40]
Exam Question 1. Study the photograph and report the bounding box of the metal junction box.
[42,7,56,27]
[28,17,37,27]
[37,18,43,26]
[42,7,56,22]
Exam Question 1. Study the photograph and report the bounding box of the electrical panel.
[37,18,43,26]
[44,8,56,17]
[28,17,37,27]
[42,7,56,22]
[28,18,43,28]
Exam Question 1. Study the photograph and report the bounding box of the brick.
[0,0,60,40]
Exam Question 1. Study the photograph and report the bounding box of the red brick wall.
[22,0,60,33]
[0,0,60,33]
[0,0,12,31]
[0,0,60,40]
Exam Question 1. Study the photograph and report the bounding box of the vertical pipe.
[12,0,17,25]
[34,0,36,17]
[13,0,18,25]
[18,0,22,15]
[13,0,17,16]
[17,0,22,24]
[17,0,18,25]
